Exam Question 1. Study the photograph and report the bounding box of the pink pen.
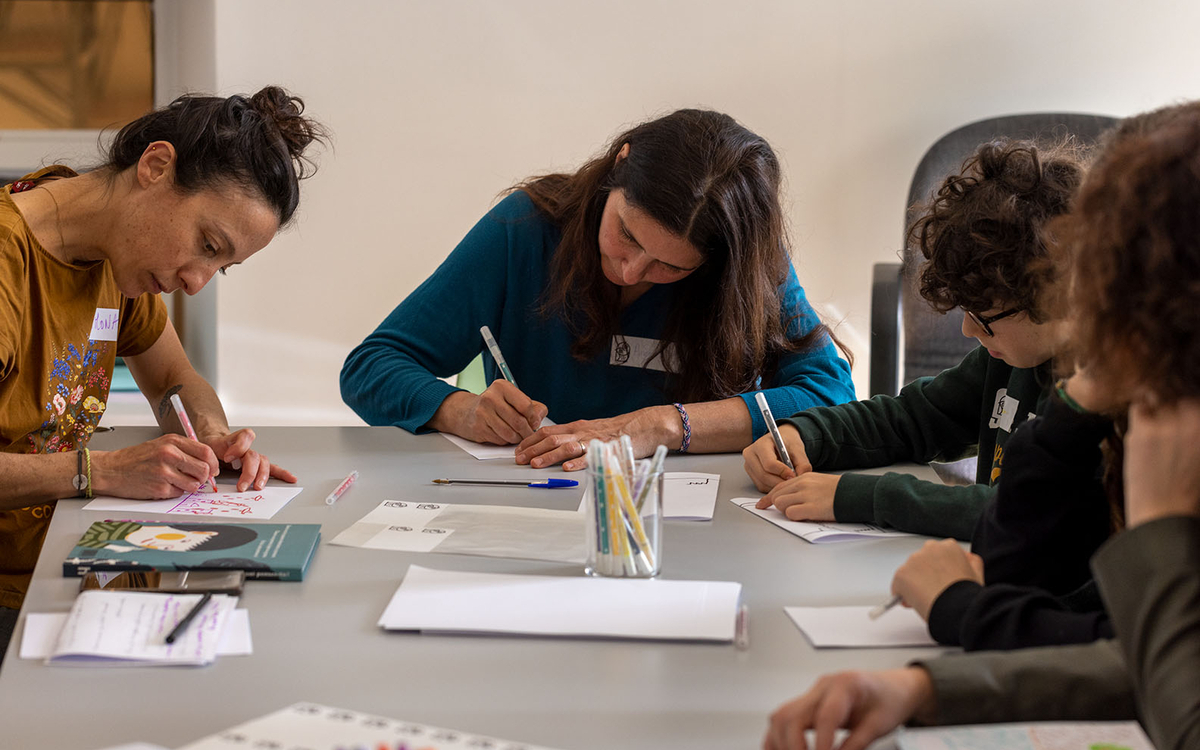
[325,470,359,505]
[169,393,218,492]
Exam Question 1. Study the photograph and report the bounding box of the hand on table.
[891,539,984,621]
[743,424,812,492]
[754,472,840,521]
[763,667,936,750]
[204,428,297,492]
[1124,398,1200,527]
[516,406,674,472]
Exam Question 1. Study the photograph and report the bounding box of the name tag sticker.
[609,335,678,373]
[88,308,120,342]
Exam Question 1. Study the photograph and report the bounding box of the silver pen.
[754,392,794,471]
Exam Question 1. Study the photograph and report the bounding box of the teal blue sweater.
[340,192,854,437]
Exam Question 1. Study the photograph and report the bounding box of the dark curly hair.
[1047,111,1200,403]
[908,138,1088,320]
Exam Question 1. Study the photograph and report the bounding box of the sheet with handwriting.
[43,590,237,666]
[81,486,303,519]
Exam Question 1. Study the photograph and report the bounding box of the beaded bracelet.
[1054,379,1088,414]
[672,402,692,453]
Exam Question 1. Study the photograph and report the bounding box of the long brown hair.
[513,109,843,403]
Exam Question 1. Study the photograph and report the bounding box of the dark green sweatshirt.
[779,345,1052,540]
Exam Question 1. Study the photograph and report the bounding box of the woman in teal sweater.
[340,110,854,469]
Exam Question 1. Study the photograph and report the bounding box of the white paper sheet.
[784,605,937,647]
[39,590,237,666]
[662,472,720,520]
[82,486,303,519]
[378,565,742,641]
[440,418,555,459]
[897,721,1154,750]
[730,497,911,542]
[179,702,565,750]
[330,499,586,563]
[21,608,253,660]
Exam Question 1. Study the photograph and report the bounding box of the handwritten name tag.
[609,335,678,373]
[88,308,120,342]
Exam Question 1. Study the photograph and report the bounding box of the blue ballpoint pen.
[431,478,578,489]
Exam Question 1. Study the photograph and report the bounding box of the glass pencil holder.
[584,464,663,578]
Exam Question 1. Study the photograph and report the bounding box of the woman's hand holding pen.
[436,382,548,446]
[890,539,984,622]
[516,405,676,471]
[743,424,811,492]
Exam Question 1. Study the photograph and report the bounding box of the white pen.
[325,470,359,505]
[868,594,902,620]
[169,394,218,492]
[480,325,517,387]
[754,392,794,471]
[735,603,750,650]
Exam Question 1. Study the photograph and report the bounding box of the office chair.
[869,112,1119,397]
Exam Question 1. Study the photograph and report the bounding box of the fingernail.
[231,458,242,470]
[531,458,541,468]
[515,453,526,463]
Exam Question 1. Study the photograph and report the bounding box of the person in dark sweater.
[743,138,1087,540]
[763,101,1200,750]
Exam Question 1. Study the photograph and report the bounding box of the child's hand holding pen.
[742,421,812,493]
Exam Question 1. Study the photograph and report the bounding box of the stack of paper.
[27,590,240,666]
[379,565,742,642]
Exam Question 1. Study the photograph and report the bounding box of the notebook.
[63,520,321,580]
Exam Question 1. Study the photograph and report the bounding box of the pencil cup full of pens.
[584,437,665,578]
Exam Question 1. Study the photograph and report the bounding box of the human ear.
[615,142,631,164]
[136,140,177,188]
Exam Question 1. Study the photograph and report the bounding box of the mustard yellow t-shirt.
[0,167,168,609]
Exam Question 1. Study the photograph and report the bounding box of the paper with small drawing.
[330,499,587,563]
[81,486,303,519]
[178,702,566,750]
[731,497,910,542]
[784,605,937,648]
[663,472,720,520]
[897,721,1153,750]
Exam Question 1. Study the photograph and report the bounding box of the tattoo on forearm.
[158,385,184,419]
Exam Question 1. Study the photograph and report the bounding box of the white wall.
[197,0,1200,425]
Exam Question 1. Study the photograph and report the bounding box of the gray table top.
[0,426,953,750]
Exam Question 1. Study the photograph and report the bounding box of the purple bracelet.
[672,402,691,453]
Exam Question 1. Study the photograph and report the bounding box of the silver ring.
[578,440,587,456]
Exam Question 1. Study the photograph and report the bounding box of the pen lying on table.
[432,478,579,489]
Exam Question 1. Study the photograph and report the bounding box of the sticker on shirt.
[988,389,1018,432]
[610,335,678,373]
[88,308,120,342]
